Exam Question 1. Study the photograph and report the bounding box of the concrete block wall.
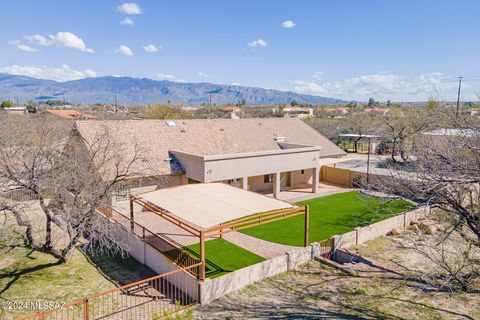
[337,206,430,249]
[199,245,313,304]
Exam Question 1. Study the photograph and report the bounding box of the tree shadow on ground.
[84,250,156,287]
[197,266,476,320]
[0,260,62,298]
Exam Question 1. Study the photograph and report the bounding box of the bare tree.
[303,117,340,142]
[341,112,383,152]
[379,107,432,162]
[0,115,148,261]
[368,112,480,291]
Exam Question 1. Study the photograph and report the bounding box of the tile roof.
[75,118,346,178]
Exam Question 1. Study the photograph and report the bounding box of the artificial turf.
[240,191,413,246]
[182,238,266,279]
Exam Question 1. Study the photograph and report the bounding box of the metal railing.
[16,263,201,320]
[97,207,201,278]
[318,238,334,259]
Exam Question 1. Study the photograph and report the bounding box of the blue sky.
[1,0,479,101]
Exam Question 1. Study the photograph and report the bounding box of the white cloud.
[50,32,94,53]
[25,34,50,46]
[16,44,38,52]
[281,20,296,28]
[8,40,38,52]
[25,32,94,53]
[117,2,143,15]
[115,45,133,56]
[289,72,465,101]
[312,72,323,81]
[155,73,175,80]
[247,39,267,47]
[143,44,161,52]
[0,64,97,82]
[154,73,186,82]
[197,72,210,78]
[120,17,135,26]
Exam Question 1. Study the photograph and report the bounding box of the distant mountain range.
[0,73,344,106]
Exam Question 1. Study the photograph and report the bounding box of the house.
[282,107,314,118]
[316,107,350,118]
[73,118,346,208]
[44,109,97,120]
[3,106,28,115]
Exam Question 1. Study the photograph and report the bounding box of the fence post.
[354,227,361,245]
[84,298,89,320]
[332,235,340,261]
[304,205,310,247]
[199,231,206,281]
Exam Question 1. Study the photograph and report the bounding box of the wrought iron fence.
[97,207,201,278]
[16,263,201,320]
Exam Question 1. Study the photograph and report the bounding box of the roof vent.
[274,136,286,142]
[180,129,186,133]
[165,120,176,127]
[220,128,224,131]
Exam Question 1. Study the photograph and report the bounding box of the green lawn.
[182,238,265,279]
[241,191,413,246]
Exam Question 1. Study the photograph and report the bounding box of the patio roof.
[132,183,294,230]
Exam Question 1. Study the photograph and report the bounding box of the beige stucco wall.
[320,166,365,187]
[108,219,199,301]
[337,206,430,248]
[172,146,321,184]
[199,246,312,304]
[290,169,314,186]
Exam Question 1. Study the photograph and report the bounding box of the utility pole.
[62,91,66,109]
[456,76,463,117]
[114,94,118,114]
[209,93,212,118]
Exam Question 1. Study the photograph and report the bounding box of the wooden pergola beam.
[130,195,201,237]
[204,207,306,238]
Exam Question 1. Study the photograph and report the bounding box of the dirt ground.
[194,231,480,320]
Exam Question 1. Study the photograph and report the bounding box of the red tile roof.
[45,109,97,120]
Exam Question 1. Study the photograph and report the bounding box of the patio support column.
[273,172,281,199]
[312,167,320,193]
[241,176,249,190]
[199,230,206,281]
[129,198,134,232]
[304,205,310,247]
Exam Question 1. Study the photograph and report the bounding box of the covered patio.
[128,183,309,280]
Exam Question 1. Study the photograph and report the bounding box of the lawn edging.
[198,205,432,304]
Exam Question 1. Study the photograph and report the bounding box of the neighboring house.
[282,107,314,118]
[4,106,28,115]
[72,118,346,208]
[45,109,97,120]
[316,107,349,118]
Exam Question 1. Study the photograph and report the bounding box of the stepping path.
[223,231,300,259]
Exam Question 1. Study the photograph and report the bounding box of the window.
[264,174,273,183]
[114,184,129,202]
[229,178,240,186]
[301,170,305,174]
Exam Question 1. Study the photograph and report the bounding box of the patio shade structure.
[129,183,309,280]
